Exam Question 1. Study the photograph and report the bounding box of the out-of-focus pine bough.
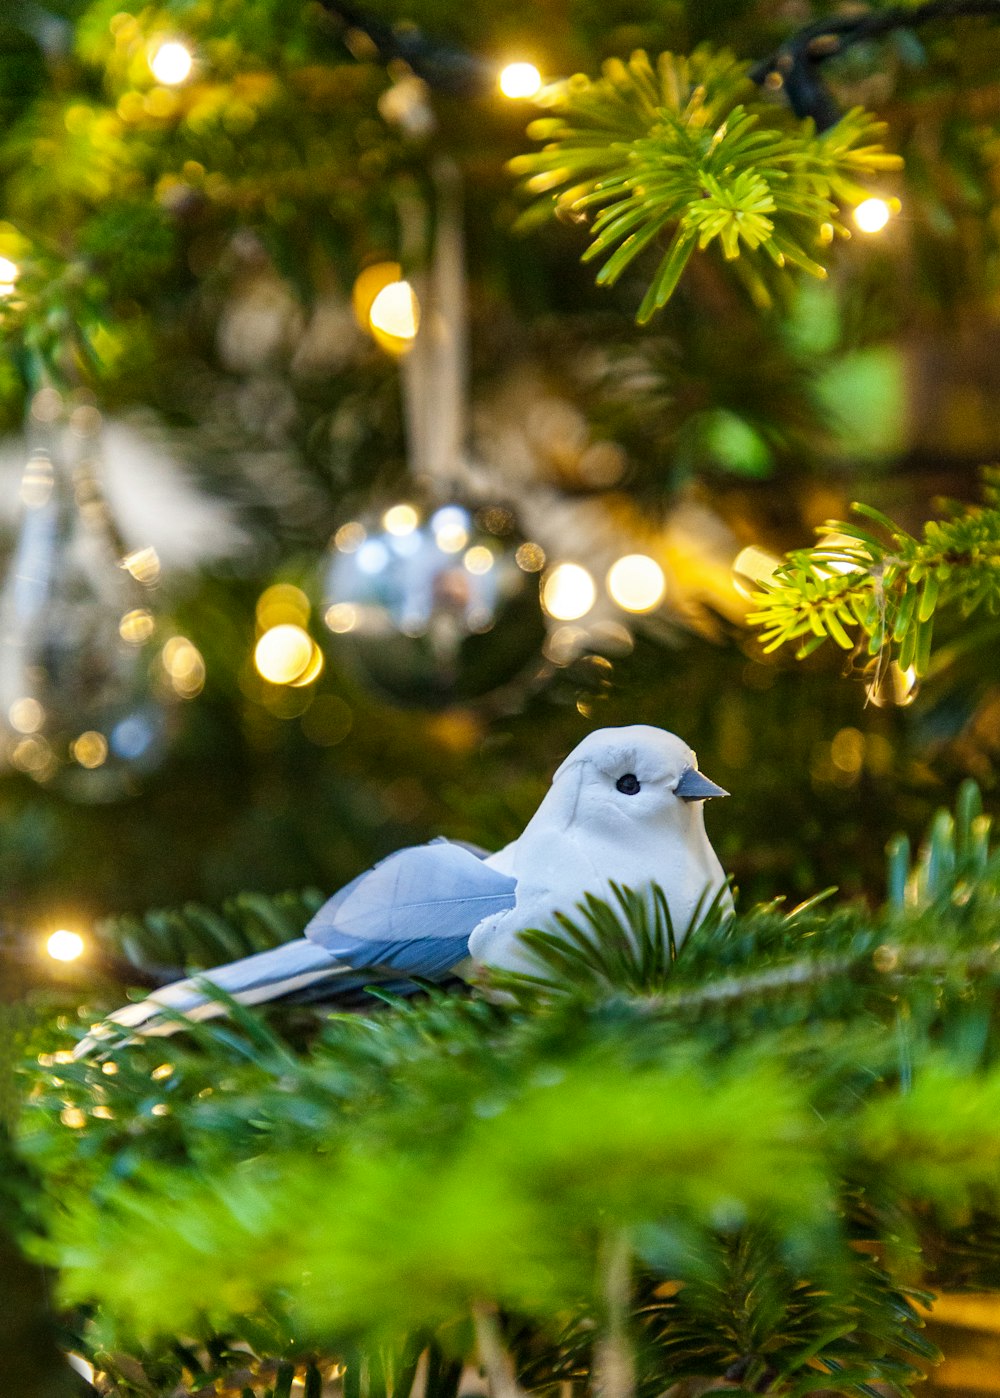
[746,468,1000,679]
[13,782,1000,1396]
[511,48,902,319]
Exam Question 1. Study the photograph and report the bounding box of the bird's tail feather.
[73,937,351,1056]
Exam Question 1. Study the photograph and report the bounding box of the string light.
[256,583,310,631]
[383,503,420,536]
[119,608,156,644]
[541,563,596,621]
[334,521,366,553]
[9,697,44,733]
[121,546,162,585]
[515,542,546,573]
[0,255,18,295]
[254,624,314,685]
[499,62,542,99]
[853,197,898,234]
[161,636,206,698]
[71,731,109,768]
[368,280,420,343]
[606,554,666,613]
[67,1355,95,1384]
[463,545,494,575]
[149,40,194,86]
[732,544,782,598]
[325,602,357,633]
[46,929,85,962]
[867,660,919,708]
[432,506,470,553]
[288,640,324,688]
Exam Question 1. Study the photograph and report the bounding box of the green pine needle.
[511,48,902,319]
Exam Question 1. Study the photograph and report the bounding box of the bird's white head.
[541,724,728,837]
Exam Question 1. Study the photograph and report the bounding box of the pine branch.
[510,48,901,319]
[95,888,326,983]
[16,786,1000,1396]
[746,470,1000,679]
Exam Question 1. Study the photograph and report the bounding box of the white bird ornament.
[75,725,728,1051]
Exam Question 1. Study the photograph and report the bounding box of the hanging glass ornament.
[0,389,170,799]
[324,496,543,707]
[323,160,544,707]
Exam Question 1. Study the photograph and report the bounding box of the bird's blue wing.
[304,839,517,978]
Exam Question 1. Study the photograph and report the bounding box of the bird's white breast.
[473,807,727,975]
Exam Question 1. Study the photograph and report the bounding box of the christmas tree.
[3,0,1000,1392]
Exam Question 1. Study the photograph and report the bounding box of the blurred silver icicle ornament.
[324,161,543,707]
[0,388,170,798]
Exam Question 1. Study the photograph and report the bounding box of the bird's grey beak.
[675,766,729,801]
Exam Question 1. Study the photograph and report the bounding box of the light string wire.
[314,0,1000,124]
[750,0,1000,129]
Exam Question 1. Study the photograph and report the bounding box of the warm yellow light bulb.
[541,563,596,621]
[254,624,314,685]
[853,197,895,234]
[368,281,419,342]
[0,255,19,294]
[499,62,542,99]
[46,929,85,962]
[150,40,194,85]
[606,554,666,613]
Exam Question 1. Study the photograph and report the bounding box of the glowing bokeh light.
[254,624,314,684]
[356,539,390,575]
[71,730,108,768]
[541,563,596,621]
[334,521,366,553]
[256,583,310,631]
[499,62,542,99]
[10,735,52,775]
[606,554,666,613]
[732,544,782,598]
[150,40,193,85]
[853,197,894,234]
[0,255,18,295]
[162,636,205,697]
[368,280,419,342]
[119,608,155,644]
[464,545,494,575]
[325,602,357,633]
[515,541,546,573]
[288,640,325,688]
[121,546,161,585]
[46,929,85,962]
[351,262,400,328]
[436,523,469,553]
[9,697,43,734]
[383,503,419,536]
[19,453,54,508]
[432,506,470,553]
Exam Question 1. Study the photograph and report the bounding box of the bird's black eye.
[616,773,641,795]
